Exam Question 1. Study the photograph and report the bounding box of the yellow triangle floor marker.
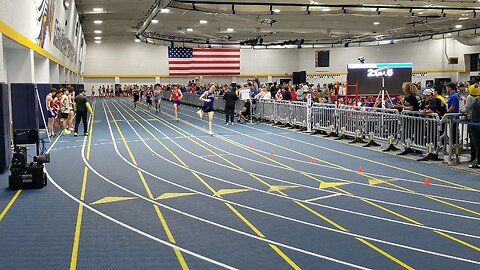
[268,186,300,193]
[155,192,196,200]
[319,182,350,189]
[90,197,138,205]
[214,189,250,197]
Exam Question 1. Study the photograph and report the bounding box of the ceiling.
[77,0,480,46]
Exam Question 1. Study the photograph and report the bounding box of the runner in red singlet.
[169,86,183,122]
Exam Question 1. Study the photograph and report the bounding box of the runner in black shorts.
[146,90,153,111]
[198,85,216,135]
[133,88,140,111]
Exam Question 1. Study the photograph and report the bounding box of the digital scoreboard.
[347,63,413,95]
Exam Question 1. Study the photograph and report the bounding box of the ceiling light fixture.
[272,9,281,13]
[455,24,463,29]
[322,8,331,12]
[200,20,208,24]
[373,22,380,25]
[94,36,102,40]
[135,39,141,42]
[186,28,193,32]
[94,30,102,34]
[418,12,424,15]
[227,28,234,32]
[151,19,158,24]
[93,20,102,24]
[447,33,452,36]
[94,40,101,44]
[160,8,170,13]
[459,17,469,20]
[93,8,103,12]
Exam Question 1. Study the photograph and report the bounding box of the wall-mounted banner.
[35,0,55,48]
[53,19,77,63]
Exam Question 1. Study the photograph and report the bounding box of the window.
[316,50,330,68]
[470,53,480,71]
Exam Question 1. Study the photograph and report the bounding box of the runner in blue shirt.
[146,90,153,111]
[198,85,216,136]
[154,85,162,114]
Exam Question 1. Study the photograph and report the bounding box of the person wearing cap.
[466,84,480,168]
[73,90,94,136]
[223,85,238,125]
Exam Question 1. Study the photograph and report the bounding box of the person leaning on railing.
[394,82,421,112]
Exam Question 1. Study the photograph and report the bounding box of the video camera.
[9,129,49,189]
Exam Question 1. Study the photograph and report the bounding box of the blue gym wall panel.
[0,83,12,172]
[10,84,39,131]
[36,84,51,129]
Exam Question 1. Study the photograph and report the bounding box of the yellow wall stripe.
[0,19,79,75]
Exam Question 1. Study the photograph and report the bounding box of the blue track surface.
[0,98,479,269]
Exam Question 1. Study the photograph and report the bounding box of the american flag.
[168,47,240,77]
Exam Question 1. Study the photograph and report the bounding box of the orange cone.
[248,144,253,148]
[424,178,430,185]
[311,159,315,164]
[358,166,364,173]
[270,151,275,155]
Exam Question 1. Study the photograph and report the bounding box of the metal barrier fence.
[157,93,473,164]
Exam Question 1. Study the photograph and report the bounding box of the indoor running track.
[1,98,480,270]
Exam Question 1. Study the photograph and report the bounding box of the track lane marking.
[106,102,189,270]
[0,190,22,221]
[70,102,96,270]
[112,101,301,269]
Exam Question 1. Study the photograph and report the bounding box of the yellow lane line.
[355,238,414,270]
[114,102,300,269]
[434,231,480,252]
[106,102,189,270]
[70,102,96,270]
[132,104,415,269]
[0,190,22,221]
[426,196,480,218]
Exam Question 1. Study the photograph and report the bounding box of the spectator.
[419,89,443,116]
[395,82,420,111]
[446,82,460,143]
[275,89,283,101]
[282,86,292,101]
[270,82,278,99]
[469,85,480,168]
[463,84,479,163]
[290,87,297,102]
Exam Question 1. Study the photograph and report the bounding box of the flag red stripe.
[169,60,240,64]
[169,73,240,77]
[192,55,240,59]
[170,67,240,71]
[193,49,240,53]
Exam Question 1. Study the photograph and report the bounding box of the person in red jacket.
[290,86,297,102]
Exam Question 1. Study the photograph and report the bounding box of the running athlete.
[133,88,140,111]
[154,84,162,114]
[169,86,183,121]
[60,90,71,135]
[198,85,216,136]
[45,89,57,137]
[146,90,153,111]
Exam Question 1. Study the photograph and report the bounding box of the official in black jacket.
[223,86,238,125]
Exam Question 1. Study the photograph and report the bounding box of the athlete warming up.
[198,85,216,136]
[170,86,183,122]
[73,90,94,137]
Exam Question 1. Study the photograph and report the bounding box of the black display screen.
[347,63,412,95]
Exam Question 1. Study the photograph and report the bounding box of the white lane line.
[104,101,480,264]
[176,102,480,193]
[123,101,480,222]
[306,194,344,202]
